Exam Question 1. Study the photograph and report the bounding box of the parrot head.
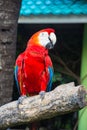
[28,28,57,49]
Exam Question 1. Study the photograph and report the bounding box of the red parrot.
[14,28,56,129]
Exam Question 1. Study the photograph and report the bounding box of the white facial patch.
[38,31,57,48]
[38,32,50,47]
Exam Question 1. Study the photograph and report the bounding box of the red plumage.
[16,45,52,96]
[15,28,55,96]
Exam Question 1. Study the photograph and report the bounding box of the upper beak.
[46,32,56,49]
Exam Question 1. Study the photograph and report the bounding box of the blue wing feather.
[46,67,53,92]
[14,66,20,94]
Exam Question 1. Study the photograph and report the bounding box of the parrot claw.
[39,91,45,100]
[17,95,27,109]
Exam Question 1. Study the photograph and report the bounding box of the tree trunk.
[0,0,21,106]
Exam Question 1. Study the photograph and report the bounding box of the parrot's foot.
[17,95,27,109]
[39,91,45,100]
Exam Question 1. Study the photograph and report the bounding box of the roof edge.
[18,15,87,24]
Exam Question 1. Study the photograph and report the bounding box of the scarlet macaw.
[15,28,56,98]
[14,28,56,129]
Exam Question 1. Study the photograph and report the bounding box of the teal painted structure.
[20,0,87,16]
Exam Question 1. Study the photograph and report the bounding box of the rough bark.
[0,0,21,106]
[0,82,87,129]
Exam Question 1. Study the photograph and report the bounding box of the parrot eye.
[40,32,48,37]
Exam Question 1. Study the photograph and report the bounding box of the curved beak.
[46,32,56,49]
[46,37,54,49]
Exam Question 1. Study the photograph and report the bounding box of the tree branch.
[0,82,87,129]
[51,54,81,84]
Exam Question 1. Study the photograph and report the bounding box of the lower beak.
[46,42,54,49]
